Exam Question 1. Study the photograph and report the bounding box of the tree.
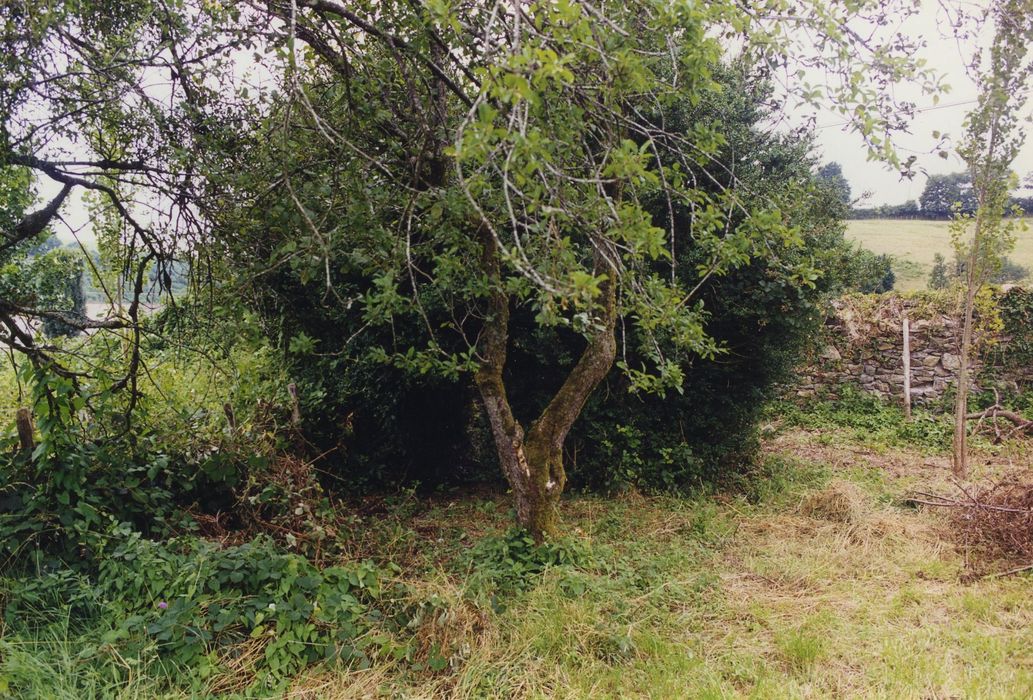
[201,0,942,540]
[0,0,229,412]
[929,253,950,289]
[817,162,852,205]
[950,0,1033,478]
[2,0,946,541]
[253,64,864,494]
[919,173,978,218]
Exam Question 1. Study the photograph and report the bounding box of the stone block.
[820,345,842,361]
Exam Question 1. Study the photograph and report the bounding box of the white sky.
[808,1,1033,206]
[43,0,1033,244]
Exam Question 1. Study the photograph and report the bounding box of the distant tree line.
[841,169,1033,219]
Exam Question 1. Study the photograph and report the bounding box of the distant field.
[846,218,1033,292]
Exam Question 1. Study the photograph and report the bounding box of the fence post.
[16,407,35,453]
[287,382,302,427]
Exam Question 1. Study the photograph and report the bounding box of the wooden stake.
[15,407,35,453]
[223,402,237,432]
[288,382,302,426]
[902,314,912,421]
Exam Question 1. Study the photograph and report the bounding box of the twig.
[983,562,1033,579]
[904,492,1031,514]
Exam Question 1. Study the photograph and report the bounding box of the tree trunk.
[952,284,976,477]
[474,231,617,541]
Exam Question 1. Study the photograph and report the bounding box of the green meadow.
[846,218,1033,291]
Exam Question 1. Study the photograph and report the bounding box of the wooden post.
[902,314,912,421]
[287,383,302,427]
[15,407,35,453]
[223,402,237,432]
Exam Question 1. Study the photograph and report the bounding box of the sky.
[41,0,1033,244]
[807,1,1033,206]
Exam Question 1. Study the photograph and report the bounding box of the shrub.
[464,528,589,602]
[0,315,294,563]
[850,250,896,293]
[3,532,416,692]
[237,66,859,495]
[929,253,950,289]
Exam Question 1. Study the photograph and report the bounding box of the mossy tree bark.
[474,232,617,541]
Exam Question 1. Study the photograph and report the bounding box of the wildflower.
[158,601,168,609]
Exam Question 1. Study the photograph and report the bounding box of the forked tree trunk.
[474,232,617,541]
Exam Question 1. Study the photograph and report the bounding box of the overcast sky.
[808,1,1033,206]
[45,1,1033,244]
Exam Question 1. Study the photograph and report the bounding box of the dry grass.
[797,479,869,524]
[11,422,1032,698]
[286,428,1033,699]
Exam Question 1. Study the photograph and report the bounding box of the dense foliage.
[227,66,878,494]
[0,0,987,693]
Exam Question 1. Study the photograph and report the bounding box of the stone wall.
[797,293,1033,404]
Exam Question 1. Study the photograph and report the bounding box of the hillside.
[846,218,1033,292]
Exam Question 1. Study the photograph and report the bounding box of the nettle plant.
[208,0,942,540]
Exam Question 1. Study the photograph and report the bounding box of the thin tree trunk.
[953,284,976,477]
[474,231,617,540]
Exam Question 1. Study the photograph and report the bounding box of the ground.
[3,414,1031,698]
[279,425,1033,699]
[847,218,1033,292]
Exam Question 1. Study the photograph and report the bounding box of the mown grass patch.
[4,441,1033,698]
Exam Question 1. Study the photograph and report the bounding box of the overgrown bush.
[0,303,296,564]
[850,250,896,293]
[233,66,861,495]
[2,531,420,694]
[464,528,589,603]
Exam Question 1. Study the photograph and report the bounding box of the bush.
[230,66,860,496]
[0,362,189,562]
[464,527,589,602]
[991,257,1030,284]
[0,310,295,564]
[929,253,950,289]
[849,250,896,293]
[3,531,416,693]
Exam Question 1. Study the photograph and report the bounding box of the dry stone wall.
[797,292,1033,404]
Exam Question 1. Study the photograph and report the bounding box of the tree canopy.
[2,0,948,539]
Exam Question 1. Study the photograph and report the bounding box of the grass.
[768,387,956,455]
[847,218,1033,291]
[4,398,1033,698]
[0,359,24,433]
